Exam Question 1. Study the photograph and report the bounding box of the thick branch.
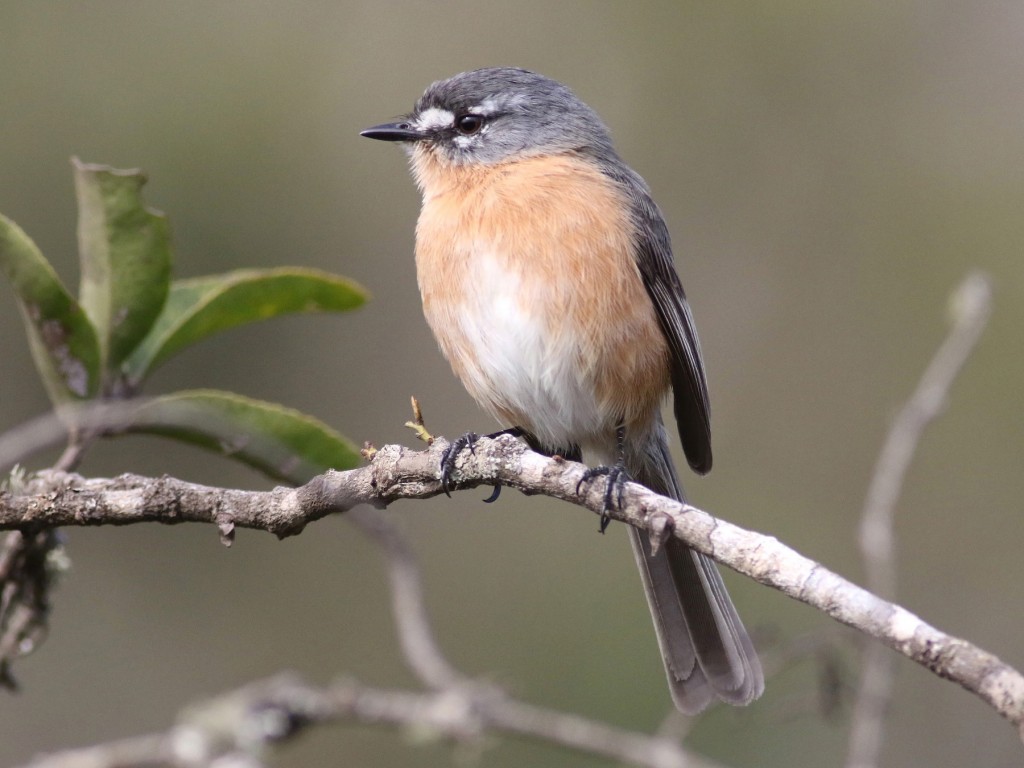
[2,435,1023,733]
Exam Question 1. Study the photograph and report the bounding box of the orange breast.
[412,149,670,448]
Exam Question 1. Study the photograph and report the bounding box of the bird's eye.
[455,114,484,135]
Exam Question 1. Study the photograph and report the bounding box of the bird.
[361,67,763,713]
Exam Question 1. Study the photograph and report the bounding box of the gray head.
[361,67,617,166]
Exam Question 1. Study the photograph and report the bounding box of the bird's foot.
[440,427,526,500]
[576,464,631,533]
[439,432,479,497]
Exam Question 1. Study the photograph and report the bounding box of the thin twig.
[0,528,60,689]
[846,273,993,768]
[1,401,89,690]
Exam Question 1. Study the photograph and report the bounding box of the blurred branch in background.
[18,673,728,768]
[847,273,994,768]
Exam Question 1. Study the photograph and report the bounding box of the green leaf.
[0,213,101,403]
[73,158,172,380]
[123,267,368,384]
[123,389,361,484]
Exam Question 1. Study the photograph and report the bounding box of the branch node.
[646,512,675,557]
[217,515,236,548]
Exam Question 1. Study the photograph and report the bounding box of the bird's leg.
[576,425,630,533]
[439,426,527,499]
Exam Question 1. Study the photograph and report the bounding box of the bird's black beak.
[360,121,424,142]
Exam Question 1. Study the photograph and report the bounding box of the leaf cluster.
[0,159,367,483]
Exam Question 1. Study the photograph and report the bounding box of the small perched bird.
[362,67,763,713]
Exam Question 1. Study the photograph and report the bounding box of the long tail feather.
[626,420,764,713]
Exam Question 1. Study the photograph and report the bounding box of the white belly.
[428,251,608,450]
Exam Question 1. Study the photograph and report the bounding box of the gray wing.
[606,163,712,474]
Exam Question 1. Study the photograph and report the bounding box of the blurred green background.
[2,2,1023,766]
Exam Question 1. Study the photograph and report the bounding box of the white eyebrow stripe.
[471,93,526,116]
[473,97,500,115]
[416,108,454,130]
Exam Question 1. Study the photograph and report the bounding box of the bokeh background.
[2,2,1023,766]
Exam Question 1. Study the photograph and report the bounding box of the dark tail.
[627,419,764,714]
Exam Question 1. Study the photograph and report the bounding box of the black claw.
[440,432,478,496]
[484,426,524,441]
[576,465,631,533]
[575,467,603,496]
[482,484,502,503]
